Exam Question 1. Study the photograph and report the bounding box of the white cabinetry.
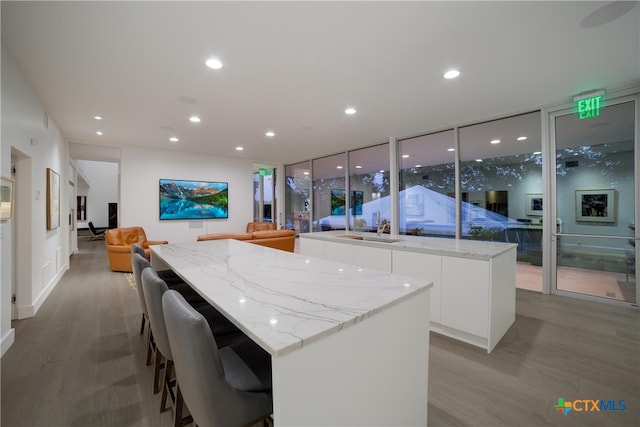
[300,231,516,353]
[392,251,442,324]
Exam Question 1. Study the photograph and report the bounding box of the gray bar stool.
[162,289,273,427]
[141,268,247,420]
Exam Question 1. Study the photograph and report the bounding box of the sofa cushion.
[251,230,295,240]
[246,222,276,233]
[197,232,252,242]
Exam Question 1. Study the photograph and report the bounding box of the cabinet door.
[392,251,441,323]
[354,246,392,272]
[323,241,355,265]
[441,257,489,338]
[299,238,324,259]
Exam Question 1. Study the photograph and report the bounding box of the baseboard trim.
[1,328,15,357]
[17,262,69,319]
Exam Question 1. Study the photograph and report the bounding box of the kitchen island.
[151,239,432,426]
[300,231,517,353]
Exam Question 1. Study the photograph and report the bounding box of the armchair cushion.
[105,226,168,272]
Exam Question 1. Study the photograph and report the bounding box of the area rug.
[125,272,136,290]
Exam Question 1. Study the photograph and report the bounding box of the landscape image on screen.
[159,179,228,220]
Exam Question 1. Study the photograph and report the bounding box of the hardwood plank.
[2,239,638,427]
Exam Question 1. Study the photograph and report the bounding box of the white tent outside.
[319,185,521,235]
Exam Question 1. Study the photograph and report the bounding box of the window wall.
[283,91,638,307]
[284,161,311,234]
[348,143,390,232]
[458,112,542,238]
[312,153,346,231]
[398,130,455,237]
[458,111,543,291]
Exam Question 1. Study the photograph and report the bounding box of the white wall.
[1,45,69,356]
[120,146,255,244]
[76,160,118,229]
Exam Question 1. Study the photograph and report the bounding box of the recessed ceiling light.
[355,165,362,169]
[345,107,356,115]
[402,154,410,158]
[93,116,102,120]
[235,146,244,151]
[205,58,223,69]
[189,116,201,123]
[303,171,309,175]
[533,151,541,155]
[490,139,501,144]
[337,165,343,169]
[96,131,103,136]
[169,137,179,142]
[265,131,275,137]
[380,170,385,173]
[447,148,455,152]
[476,159,483,162]
[517,136,527,141]
[444,69,460,79]
[415,164,422,168]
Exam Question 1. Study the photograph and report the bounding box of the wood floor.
[2,239,639,426]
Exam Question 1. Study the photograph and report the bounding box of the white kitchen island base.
[273,290,430,426]
[151,239,432,426]
[300,231,517,353]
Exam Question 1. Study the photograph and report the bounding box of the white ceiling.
[2,1,639,166]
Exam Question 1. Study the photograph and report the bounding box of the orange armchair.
[105,227,168,272]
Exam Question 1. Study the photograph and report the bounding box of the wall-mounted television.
[330,189,363,216]
[159,179,228,220]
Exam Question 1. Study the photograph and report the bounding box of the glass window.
[284,161,311,233]
[348,143,390,233]
[398,130,455,237]
[312,153,346,231]
[458,111,542,241]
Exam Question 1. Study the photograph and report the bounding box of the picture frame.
[330,189,363,216]
[525,193,543,216]
[575,189,615,223]
[46,168,61,230]
[0,175,15,221]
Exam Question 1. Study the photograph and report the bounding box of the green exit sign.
[577,95,602,120]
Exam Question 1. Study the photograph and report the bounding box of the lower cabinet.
[300,236,516,353]
[392,251,442,325]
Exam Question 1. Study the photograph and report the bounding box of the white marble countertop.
[151,239,432,357]
[301,230,517,260]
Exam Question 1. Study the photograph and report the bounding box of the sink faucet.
[376,211,389,237]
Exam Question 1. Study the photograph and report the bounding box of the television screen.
[159,179,228,220]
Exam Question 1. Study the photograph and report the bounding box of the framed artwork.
[575,189,615,223]
[330,189,363,216]
[0,175,15,221]
[46,168,60,230]
[525,193,543,216]
[159,179,228,220]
